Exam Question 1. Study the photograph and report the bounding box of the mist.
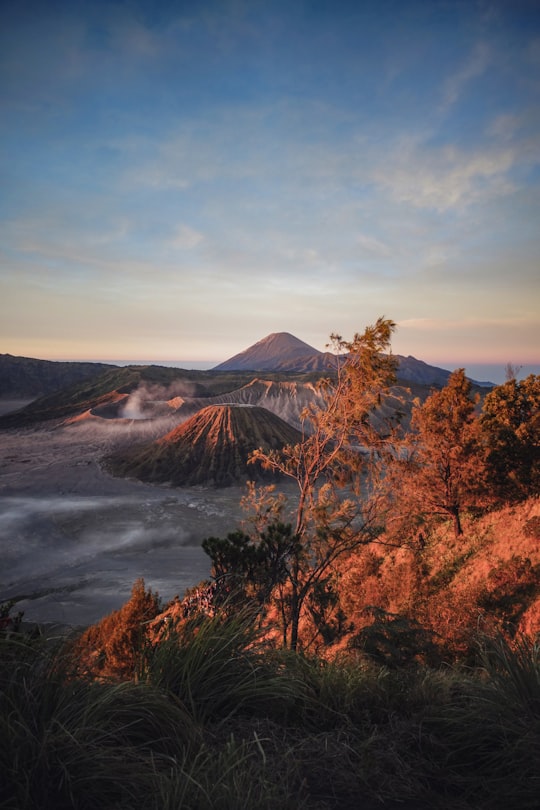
[0,493,215,626]
[0,420,248,627]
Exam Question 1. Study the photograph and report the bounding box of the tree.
[237,316,400,651]
[70,579,161,679]
[202,522,300,619]
[480,374,540,502]
[388,369,485,540]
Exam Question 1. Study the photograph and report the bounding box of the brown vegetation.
[70,579,161,679]
[335,496,540,662]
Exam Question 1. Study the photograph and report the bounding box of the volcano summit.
[106,404,302,487]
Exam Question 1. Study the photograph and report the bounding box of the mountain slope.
[395,355,452,387]
[106,404,302,487]
[213,332,321,371]
[0,346,492,431]
[213,333,493,387]
[0,354,115,399]
[175,379,327,431]
[0,365,254,427]
[335,496,540,657]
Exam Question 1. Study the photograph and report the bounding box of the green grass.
[2,621,539,809]
[140,608,307,725]
[0,636,196,809]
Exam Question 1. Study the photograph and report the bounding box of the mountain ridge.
[0,337,495,429]
[0,353,116,399]
[212,332,494,386]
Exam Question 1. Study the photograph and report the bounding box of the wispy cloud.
[440,41,491,112]
[355,232,392,257]
[399,315,539,332]
[372,140,516,211]
[170,224,204,250]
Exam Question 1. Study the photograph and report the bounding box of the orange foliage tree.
[480,374,540,502]
[246,317,400,651]
[71,579,161,680]
[387,369,486,540]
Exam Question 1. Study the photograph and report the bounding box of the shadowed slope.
[106,404,302,487]
[0,353,115,398]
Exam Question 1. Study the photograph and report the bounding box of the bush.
[478,556,540,627]
[69,578,161,679]
[348,608,441,668]
[524,515,540,540]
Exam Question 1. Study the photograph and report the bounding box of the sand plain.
[0,410,266,628]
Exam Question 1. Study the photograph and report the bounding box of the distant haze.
[62,358,540,387]
[449,364,540,387]
[73,360,220,371]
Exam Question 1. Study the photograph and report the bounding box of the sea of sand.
[0,403,273,628]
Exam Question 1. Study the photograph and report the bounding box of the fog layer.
[0,417,251,626]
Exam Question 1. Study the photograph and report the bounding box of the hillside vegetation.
[3,582,539,809]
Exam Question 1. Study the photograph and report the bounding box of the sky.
[1,0,539,383]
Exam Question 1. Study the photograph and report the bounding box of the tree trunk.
[452,508,463,538]
[289,586,300,651]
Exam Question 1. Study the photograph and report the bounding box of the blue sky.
[1,0,539,382]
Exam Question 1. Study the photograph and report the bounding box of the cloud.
[399,314,540,332]
[395,314,540,365]
[353,231,392,257]
[440,41,491,112]
[372,140,516,211]
[487,113,521,141]
[527,37,540,67]
[170,224,204,250]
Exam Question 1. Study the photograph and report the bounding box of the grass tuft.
[141,607,308,725]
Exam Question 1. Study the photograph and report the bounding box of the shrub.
[70,578,161,679]
[348,608,441,668]
[524,515,540,540]
[478,555,540,627]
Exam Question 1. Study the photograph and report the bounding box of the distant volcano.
[212,332,331,372]
[106,404,302,487]
[212,332,489,387]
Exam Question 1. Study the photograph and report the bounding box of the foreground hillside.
[5,502,539,808]
[6,546,537,810]
[330,497,540,661]
[75,498,539,673]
